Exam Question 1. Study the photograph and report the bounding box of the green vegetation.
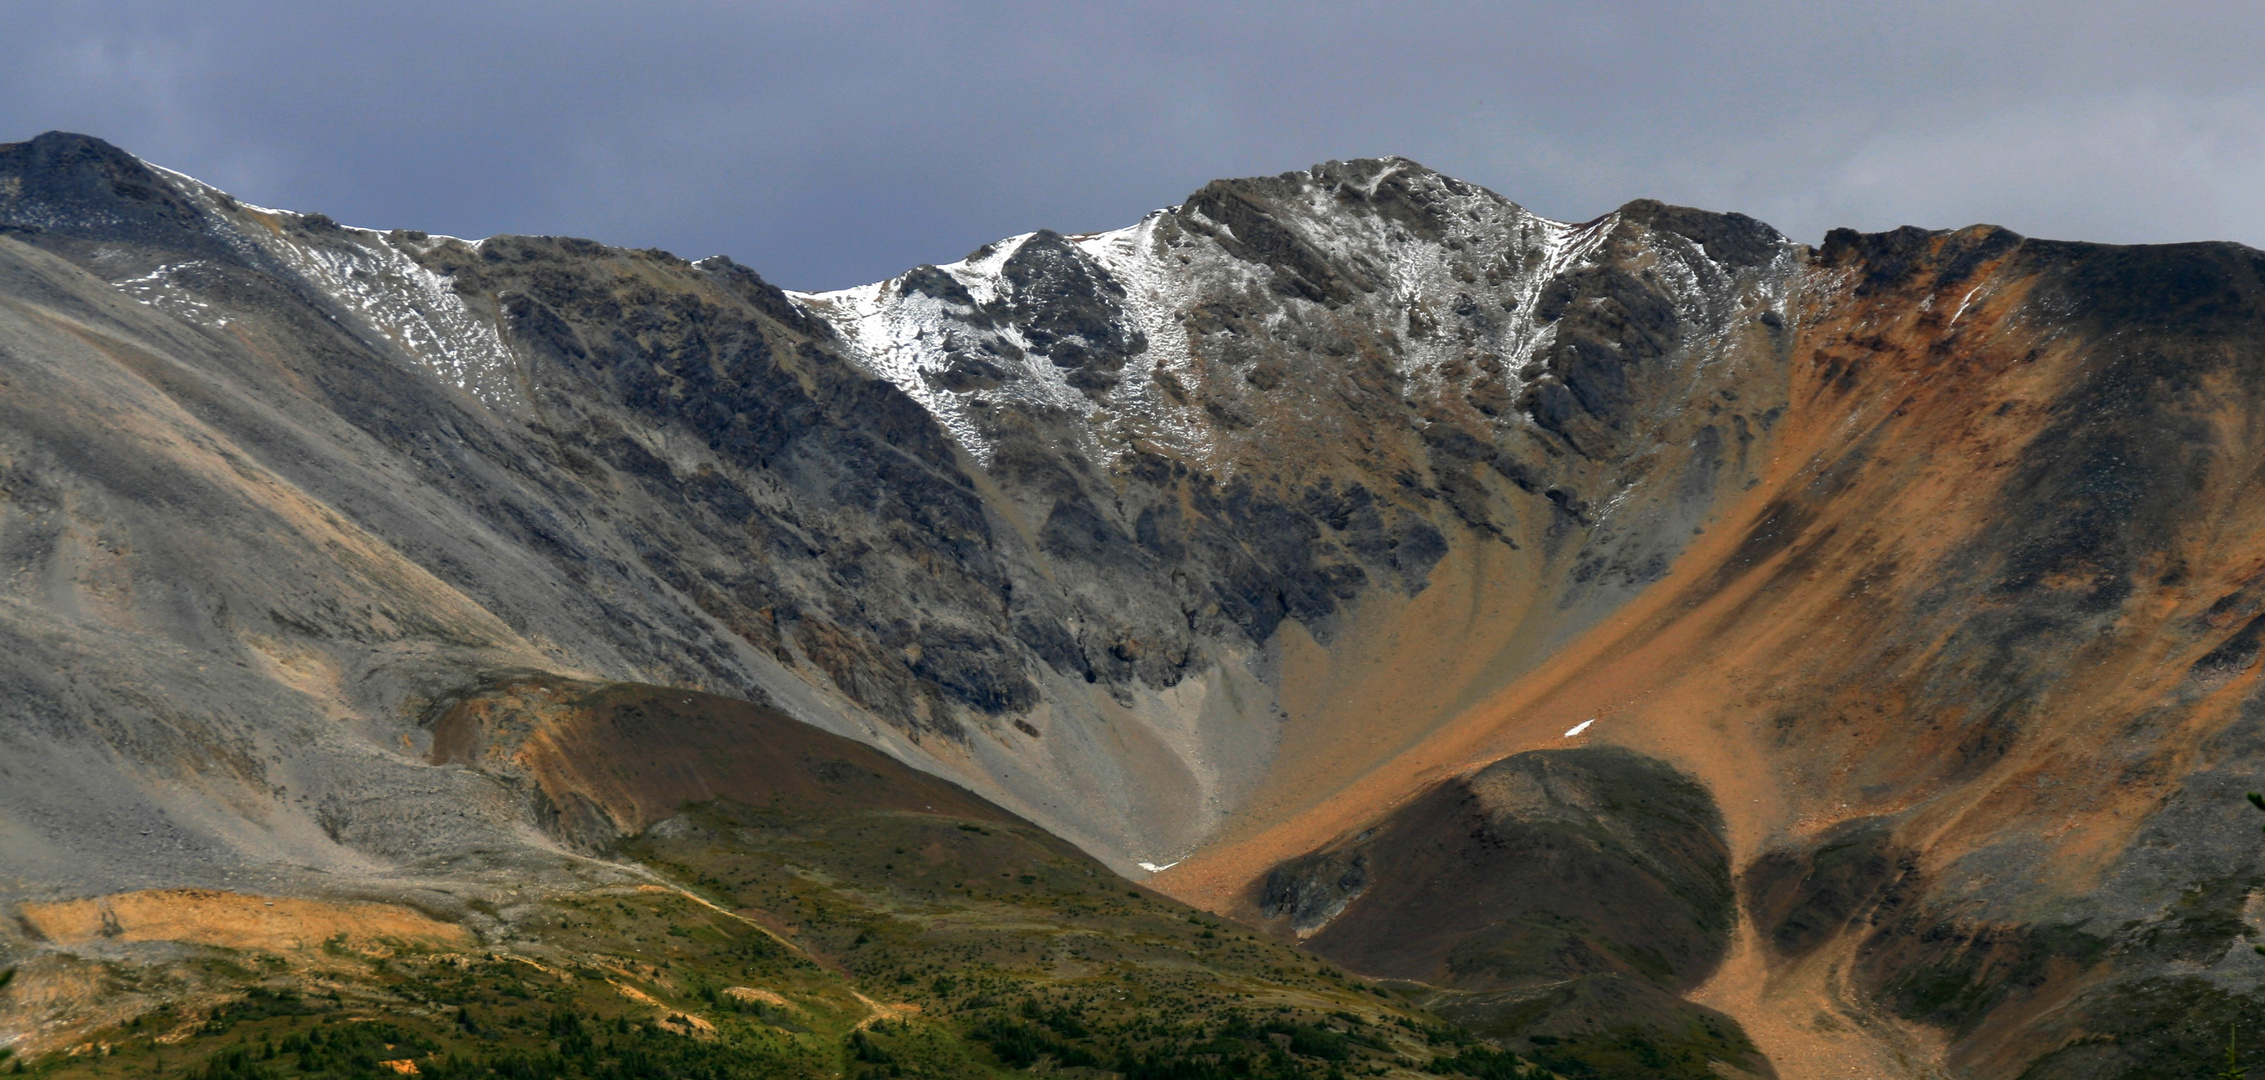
[1414,976,1761,1080]
[15,797,1529,1079]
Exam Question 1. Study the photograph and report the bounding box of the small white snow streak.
[1591,483,1641,528]
[112,260,230,327]
[1564,719,1596,738]
[144,163,293,219]
[1949,283,1989,326]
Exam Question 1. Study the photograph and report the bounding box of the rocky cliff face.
[8,130,2265,1077]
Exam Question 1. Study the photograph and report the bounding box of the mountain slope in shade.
[1256,746,1769,1078]
[7,130,2265,1076]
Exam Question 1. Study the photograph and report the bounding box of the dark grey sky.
[7,2,2261,290]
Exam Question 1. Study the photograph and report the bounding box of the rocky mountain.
[4,129,2265,1077]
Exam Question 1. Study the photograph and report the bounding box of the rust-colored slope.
[17,889,468,952]
[1161,226,2265,1076]
[1183,202,1798,867]
[432,678,1018,844]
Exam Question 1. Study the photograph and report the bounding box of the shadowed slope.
[1261,748,1733,991]
[428,678,1021,846]
[1254,748,1769,1079]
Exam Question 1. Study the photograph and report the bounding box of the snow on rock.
[798,159,1637,477]
[265,230,525,411]
[147,164,525,412]
[792,232,1095,467]
[112,260,231,328]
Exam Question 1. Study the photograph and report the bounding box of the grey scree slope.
[0,131,1791,902]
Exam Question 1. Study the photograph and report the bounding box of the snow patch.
[269,232,524,409]
[796,216,1225,470]
[111,259,231,328]
[792,232,1095,467]
[145,162,524,411]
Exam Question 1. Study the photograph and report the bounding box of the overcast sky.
[6,1,2262,290]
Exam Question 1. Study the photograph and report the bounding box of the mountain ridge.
[9,129,2265,1077]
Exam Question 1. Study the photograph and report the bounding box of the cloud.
[4,1,2261,288]
[1808,88,2265,244]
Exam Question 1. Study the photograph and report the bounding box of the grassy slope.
[12,801,1521,1080]
[9,681,1540,1080]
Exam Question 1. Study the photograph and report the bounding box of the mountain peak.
[8,136,2265,1078]
[1,129,221,253]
